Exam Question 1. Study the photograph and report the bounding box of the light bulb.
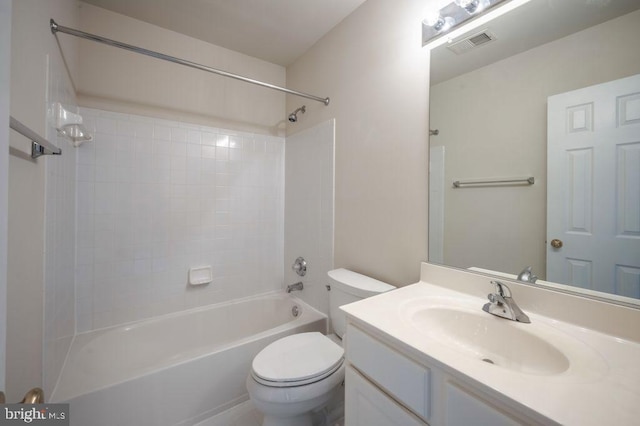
[423,10,455,33]
[423,10,444,28]
[455,0,487,14]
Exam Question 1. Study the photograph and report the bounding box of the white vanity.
[341,263,640,425]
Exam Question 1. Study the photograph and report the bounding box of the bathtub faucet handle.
[292,257,307,277]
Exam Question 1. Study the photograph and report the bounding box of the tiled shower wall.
[284,120,335,316]
[44,53,77,396]
[76,108,285,332]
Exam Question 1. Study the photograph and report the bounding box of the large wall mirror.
[428,0,640,306]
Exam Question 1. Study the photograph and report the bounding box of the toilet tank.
[328,268,395,338]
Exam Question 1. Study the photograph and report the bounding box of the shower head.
[288,105,306,123]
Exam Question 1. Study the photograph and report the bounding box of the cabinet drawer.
[347,325,430,419]
[444,381,523,426]
[346,365,427,426]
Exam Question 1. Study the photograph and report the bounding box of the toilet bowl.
[246,269,395,426]
[246,332,344,426]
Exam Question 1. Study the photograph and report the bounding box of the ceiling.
[80,0,368,67]
[430,0,640,84]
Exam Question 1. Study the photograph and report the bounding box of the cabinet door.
[347,325,430,418]
[345,365,427,426]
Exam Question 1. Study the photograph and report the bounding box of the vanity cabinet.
[345,365,425,426]
[345,323,546,426]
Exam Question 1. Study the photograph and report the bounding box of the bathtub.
[51,293,327,426]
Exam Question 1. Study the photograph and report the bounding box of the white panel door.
[547,74,640,297]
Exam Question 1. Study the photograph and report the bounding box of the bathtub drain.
[292,305,300,317]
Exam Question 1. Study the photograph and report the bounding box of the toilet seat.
[251,332,344,388]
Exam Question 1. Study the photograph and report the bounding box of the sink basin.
[406,305,570,375]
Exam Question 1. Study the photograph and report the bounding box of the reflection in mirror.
[428,0,640,306]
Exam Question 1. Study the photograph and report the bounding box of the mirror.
[428,0,640,306]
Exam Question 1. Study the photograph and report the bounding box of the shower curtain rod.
[50,19,330,106]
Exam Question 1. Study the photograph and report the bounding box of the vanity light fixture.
[423,0,507,47]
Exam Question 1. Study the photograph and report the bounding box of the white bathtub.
[51,293,326,426]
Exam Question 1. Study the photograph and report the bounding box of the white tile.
[96,117,118,134]
[77,163,95,182]
[153,153,172,170]
[154,139,172,156]
[171,156,187,171]
[229,148,242,162]
[202,132,217,146]
[154,124,172,140]
[170,126,186,141]
[116,137,134,156]
[229,136,243,149]
[95,164,116,182]
[202,145,217,159]
[216,134,229,147]
[171,170,187,185]
[73,108,286,331]
[133,137,152,153]
[77,142,95,165]
[172,142,187,157]
[216,146,229,161]
[187,130,202,144]
[187,143,202,158]
[133,122,154,139]
[117,121,136,137]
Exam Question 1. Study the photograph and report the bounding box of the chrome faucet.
[482,281,530,323]
[517,266,538,283]
[286,282,304,293]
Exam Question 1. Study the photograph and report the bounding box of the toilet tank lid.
[327,268,395,296]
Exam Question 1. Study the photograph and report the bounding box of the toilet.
[246,268,395,426]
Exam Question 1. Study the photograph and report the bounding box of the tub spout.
[287,282,303,293]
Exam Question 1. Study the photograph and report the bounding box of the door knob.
[0,387,44,403]
[550,239,563,249]
[21,388,44,404]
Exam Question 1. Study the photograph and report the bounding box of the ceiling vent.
[447,30,497,55]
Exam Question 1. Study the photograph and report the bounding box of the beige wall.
[1,0,12,391]
[77,3,286,136]
[430,10,640,278]
[8,0,79,402]
[286,0,431,286]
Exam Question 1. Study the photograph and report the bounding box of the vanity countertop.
[341,278,640,425]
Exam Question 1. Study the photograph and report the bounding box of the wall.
[430,9,640,277]
[286,0,430,286]
[43,65,79,396]
[76,108,284,331]
[0,0,12,392]
[284,120,335,316]
[8,0,79,402]
[77,3,286,136]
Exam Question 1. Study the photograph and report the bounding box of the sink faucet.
[482,281,531,323]
[286,282,303,293]
[517,266,538,283]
